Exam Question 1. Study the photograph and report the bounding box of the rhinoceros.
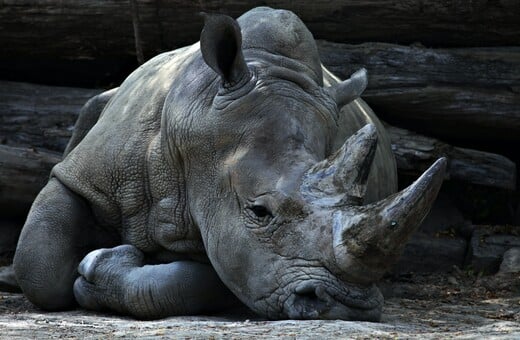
[14,7,446,321]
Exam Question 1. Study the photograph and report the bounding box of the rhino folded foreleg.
[74,244,237,319]
[13,178,104,310]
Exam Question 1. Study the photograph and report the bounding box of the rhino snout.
[282,280,383,321]
[285,281,329,319]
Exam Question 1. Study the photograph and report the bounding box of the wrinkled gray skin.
[14,7,446,321]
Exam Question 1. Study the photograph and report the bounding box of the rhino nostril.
[296,282,328,302]
[295,289,319,302]
[290,282,330,319]
[294,282,318,299]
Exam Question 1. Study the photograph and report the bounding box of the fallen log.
[387,125,517,191]
[319,41,520,142]
[1,0,518,62]
[0,145,61,217]
[0,81,101,152]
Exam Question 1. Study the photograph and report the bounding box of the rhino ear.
[200,13,250,87]
[327,68,368,108]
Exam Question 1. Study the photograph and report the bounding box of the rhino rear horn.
[327,68,368,108]
[302,124,378,206]
[200,13,250,87]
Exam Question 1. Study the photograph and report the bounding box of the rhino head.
[175,9,446,321]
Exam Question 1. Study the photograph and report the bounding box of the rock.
[468,229,520,274]
[391,232,467,274]
[499,248,520,274]
[447,276,459,286]
[0,265,20,293]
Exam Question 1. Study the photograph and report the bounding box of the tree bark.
[0,145,61,217]
[319,41,520,142]
[0,81,100,215]
[387,125,516,191]
[1,0,518,62]
[0,81,101,152]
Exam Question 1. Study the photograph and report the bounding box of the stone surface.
[0,311,516,339]
[391,232,467,274]
[499,248,520,274]
[1,271,519,339]
[469,230,520,274]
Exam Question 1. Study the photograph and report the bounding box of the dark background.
[1,1,519,273]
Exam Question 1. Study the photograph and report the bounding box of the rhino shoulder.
[52,45,199,227]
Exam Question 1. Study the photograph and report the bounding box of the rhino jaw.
[332,157,447,284]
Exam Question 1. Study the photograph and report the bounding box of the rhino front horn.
[332,157,447,284]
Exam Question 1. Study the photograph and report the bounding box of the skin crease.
[14,7,444,321]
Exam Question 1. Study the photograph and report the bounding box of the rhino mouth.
[280,278,383,321]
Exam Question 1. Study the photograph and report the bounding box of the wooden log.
[0,81,100,215]
[0,145,61,217]
[0,0,518,63]
[387,125,516,190]
[319,41,520,142]
[0,81,101,152]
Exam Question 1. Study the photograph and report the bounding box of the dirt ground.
[0,271,519,339]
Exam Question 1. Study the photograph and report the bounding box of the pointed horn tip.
[428,157,448,178]
[334,124,378,160]
[358,123,377,138]
[406,157,447,194]
[353,68,367,78]
[352,68,368,88]
[350,124,378,147]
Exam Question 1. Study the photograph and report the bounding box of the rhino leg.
[73,244,237,319]
[13,178,117,310]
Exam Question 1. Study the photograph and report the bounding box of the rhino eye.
[249,205,273,219]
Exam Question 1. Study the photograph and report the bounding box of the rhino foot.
[74,245,144,314]
[74,244,239,319]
